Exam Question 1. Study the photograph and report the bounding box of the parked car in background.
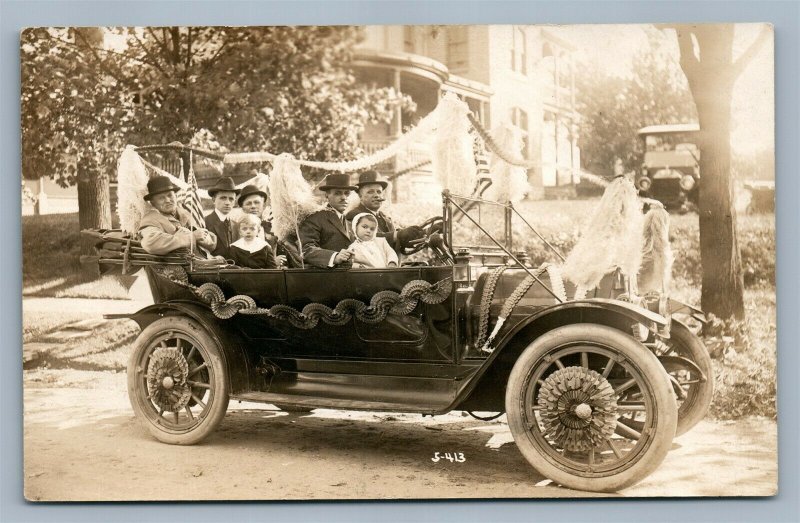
[635,124,700,211]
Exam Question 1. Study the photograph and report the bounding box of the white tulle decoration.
[432,94,476,195]
[638,204,674,295]
[116,146,151,235]
[485,124,531,203]
[562,177,644,291]
[268,154,322,240]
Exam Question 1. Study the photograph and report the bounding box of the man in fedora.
[138,176,217,255]
[204,176,240,258]
[298,173,357,268]
[345,169,425,254]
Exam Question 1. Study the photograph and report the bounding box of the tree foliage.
[21,26,407,187]
[575,29,697,176]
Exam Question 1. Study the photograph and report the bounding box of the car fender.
[108,300,251,394]
[449,299,667,412]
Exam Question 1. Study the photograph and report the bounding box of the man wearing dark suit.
[299,173,357,268]
[344,170,424,253]
[204,177,240,258]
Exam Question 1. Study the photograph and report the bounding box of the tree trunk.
[77,162,112,278]
[678,26,746,319]
[695,93,745,319]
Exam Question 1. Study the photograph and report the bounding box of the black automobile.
[94,144,712,493]
[635,124,701,210]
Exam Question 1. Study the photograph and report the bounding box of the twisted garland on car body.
[150,265,453,327]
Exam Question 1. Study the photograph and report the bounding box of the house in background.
[354,25,581,201]
[22,178,78,216]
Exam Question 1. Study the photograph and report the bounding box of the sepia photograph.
[21,22,776,501]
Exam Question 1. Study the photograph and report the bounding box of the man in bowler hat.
[204,177,240,258]
[345,170,425,254]
[138,176,217,255]
[298,173,357,268]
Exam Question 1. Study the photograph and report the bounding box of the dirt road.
[23,369,777,501]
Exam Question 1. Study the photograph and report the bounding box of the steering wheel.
[400,216,445,256]
[400,217,453,265]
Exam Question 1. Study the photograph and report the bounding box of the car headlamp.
[680,175,696,191]
[636,177,652,191]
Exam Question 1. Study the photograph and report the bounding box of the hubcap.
[537,367,618,452]
[146,347,192,412]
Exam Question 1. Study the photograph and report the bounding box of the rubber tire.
[505,324,678,493]
[668,321,714,436]
[274,404,314,413]
[128,316,230,445]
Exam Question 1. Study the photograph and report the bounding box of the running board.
[231,392,446,415]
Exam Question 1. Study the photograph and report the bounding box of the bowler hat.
[144,176,181,201]
[318,173,357,191]
[237,184,268,206]
[355,170,389,190]
[207,177,240,197]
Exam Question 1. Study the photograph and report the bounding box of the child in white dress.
[348,213,399,268]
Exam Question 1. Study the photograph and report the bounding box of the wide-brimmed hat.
[207,177,240,197]
[355,170,389,190]
[318,173,357,191]
[237,184,268,206]
[144,176,181,201]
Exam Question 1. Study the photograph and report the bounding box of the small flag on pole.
[179,152,205,230]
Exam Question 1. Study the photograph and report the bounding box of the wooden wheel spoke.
[616,419,642,440]
[606,438,623,459]
[185,406,194,420]
[602,358,616,378]
[190,393,207,409]
[614,377,637,395]
[175,338,183,352]
[188,362,208,377]
[588,447,595,466]
[173,411,180,424]
[188,380,211,390]
[581,351,589,369]
[186,346,197,362]
[554,358,565,370]
[617,404,647,412]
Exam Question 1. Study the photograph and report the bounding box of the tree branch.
[132,31,170,78]
[732,25,771,79]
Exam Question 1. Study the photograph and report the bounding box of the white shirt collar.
[214,208,230,222]
[230,237,269,253]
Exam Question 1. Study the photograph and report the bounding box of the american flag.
[178,157,205,230]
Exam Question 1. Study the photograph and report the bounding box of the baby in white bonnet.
[347,212,399,268]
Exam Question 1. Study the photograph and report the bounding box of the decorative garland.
[151,265,452,326]
[475,266,507,349]
[223,107,438,172]
[467,113,538,169]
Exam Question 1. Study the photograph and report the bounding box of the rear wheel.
[505,324,677,492]
[127,316,229,445]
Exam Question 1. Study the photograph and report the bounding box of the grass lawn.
[22,213,128,300]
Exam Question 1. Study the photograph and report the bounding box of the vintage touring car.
[92,145,712,493]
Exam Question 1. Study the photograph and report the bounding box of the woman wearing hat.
[138,176,217,255]
[298,173,358,268]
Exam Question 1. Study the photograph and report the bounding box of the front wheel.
[127,316,230,445]
[505,324,677,492]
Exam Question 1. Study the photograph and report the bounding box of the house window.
[511,26,527,75]
[447,26,469,72]
[510,107,530,159]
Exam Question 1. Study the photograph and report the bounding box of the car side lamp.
[453,248,472,285]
